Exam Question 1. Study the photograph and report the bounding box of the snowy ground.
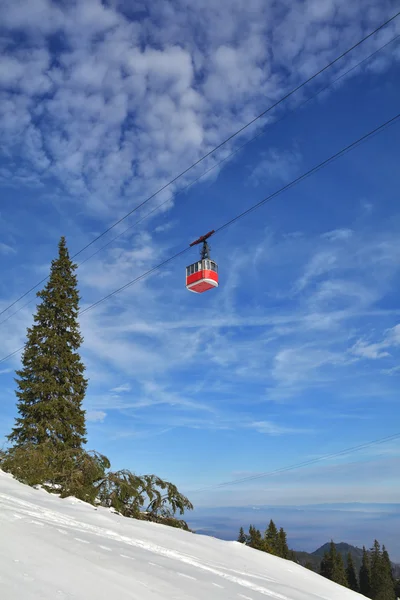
[0,469,367,599]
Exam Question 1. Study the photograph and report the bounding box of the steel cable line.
[1,31,399,331]
[189,432,400,493]
[1,110,399,366]
[1,10,399,320]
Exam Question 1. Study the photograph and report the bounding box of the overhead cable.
[1,10,399,321]
[1,109,399,366]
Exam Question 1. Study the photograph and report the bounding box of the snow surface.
[0,469,367,599]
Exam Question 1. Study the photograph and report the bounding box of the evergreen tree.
[375,545,396,600]
[248,525,264,551]
[359,546,372,599]
[7,236,87,453]
[346,552,359,592]
[382,546,395,587]
[320,549,334,580]
[320,540,338,580]
[238,527,247,544]
[264,519,279,555]
[371,540,383,599]
[277,527,290,559]
[319,541,348,587]
[333,552,349,588]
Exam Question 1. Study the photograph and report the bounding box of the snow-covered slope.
[0,469,367,600]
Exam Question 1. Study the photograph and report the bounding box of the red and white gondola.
[186,230,219,293]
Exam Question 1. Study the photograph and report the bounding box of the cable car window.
[186,267,190,276]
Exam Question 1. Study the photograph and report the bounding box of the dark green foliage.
[96,469,193,523]
[1,441,110,503]
[371,540,384,598]
[139,513,192,532]
[237,521,292,559]
[334,552,349,588]
[7,237,87,453]
[304,561,315,571]
[264,519,279,555]
[144,474,194,519]
[319,540,348,587]
[346,552,359,592]
[370,543,396,600]
[278,527,290,559]
[382,546,395,587]
[238,527,247,544]
[359,546,372,598]
[248,525,264,551]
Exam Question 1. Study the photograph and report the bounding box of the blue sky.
[1,0,400,556]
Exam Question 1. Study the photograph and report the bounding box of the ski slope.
[0,469,367,599]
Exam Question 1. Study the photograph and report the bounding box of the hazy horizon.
[186,502,400,562]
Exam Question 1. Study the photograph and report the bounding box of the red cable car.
[186,230,219,293]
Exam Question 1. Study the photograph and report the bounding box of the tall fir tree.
[320,540,336,580]
[346,552,359,592]
[7,236,87,453]
[248,525,264,551]
[371,540,384,599]
[277,527,290,559]
[264,519,279,555]
[319,541,348,587]
[376,545,396,600]
[333,552,349,588]
[359,546,373,599]
[238,527,247,544]
[381,546,395,587]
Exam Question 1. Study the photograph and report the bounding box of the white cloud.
[110,383,131,393]
[249,147,302,187]
[247,420,311,435]
[0,243,16,255]
[351,323,400,360]
[321,228,354,241]
[86,410,107,423]
[1,0,400,446]
[0,0,398,219]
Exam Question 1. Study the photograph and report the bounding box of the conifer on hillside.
[371,540,384,599]
[248,525,264,551]
[320,540,336,580]
[265,519,279,555]
[333,552,349,588]
[319,540,348,587]
[359,546,372,598]
[382,546,395,587]
[7,236,87,453]
[346,551,359,592]
[277,527,290,559]
[238,527,247,544]
[375,544,396,600]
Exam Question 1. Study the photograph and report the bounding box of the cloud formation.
[1,0,399,219]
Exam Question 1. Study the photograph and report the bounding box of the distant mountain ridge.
[295,542,400,577]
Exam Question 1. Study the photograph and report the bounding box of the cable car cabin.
[186,259,219,293]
